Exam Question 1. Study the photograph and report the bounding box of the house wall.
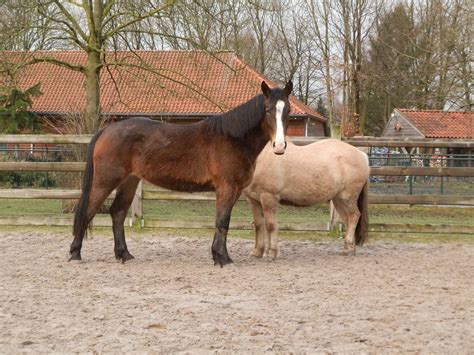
[36,113,327,138]
[287,121,305,136]
[116,115,326,137]
[307,118,326,136]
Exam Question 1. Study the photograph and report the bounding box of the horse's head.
[261,80,293,155]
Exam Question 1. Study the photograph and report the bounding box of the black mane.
[207,94,265,138]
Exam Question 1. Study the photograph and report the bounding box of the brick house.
[4,50,327,137]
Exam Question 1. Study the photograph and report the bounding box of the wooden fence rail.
[0,135,473,233]
[370,167,474,177]
[0,188,473,207]
[0,162,85,172]
[1,162,473,177]
[2,134,473,148]
[0,134,93,144]
[291,136,474,148]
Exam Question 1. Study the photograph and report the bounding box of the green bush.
[0,171,57,188]
[0,155,58,188]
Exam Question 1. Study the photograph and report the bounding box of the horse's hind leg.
[69,185,115,261]
[248,197,266,258]
[333,197,360,256]
[110,175,140,263]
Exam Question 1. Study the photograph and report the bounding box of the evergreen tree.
[315,96,328,118]
[0,83,41,133]
[361,4,416,135]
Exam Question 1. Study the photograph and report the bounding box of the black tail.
[73,129,104,240]
[355,181,369,246]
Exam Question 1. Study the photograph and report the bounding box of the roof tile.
[397,109,473,139]
[3,50,325,121]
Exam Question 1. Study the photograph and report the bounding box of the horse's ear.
[284,80,293,97]
[261,81,271,97]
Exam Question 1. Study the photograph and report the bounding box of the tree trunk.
[84,50,102,133]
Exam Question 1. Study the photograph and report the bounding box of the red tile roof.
[2,50,325,121]
[397,109,473,139]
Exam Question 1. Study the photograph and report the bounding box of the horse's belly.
[145,176,214,192]
[279,198,315,207]
[279,185,336,206]
[280,193,331,207]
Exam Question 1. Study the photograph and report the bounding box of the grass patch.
[143,200,328,221]
[0,198,471,241]
[0,198,472,226]
[0,199,62,214]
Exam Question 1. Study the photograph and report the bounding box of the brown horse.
[69,81,293,266]
[244,139,369,259]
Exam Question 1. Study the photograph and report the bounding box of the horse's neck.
[244,126,270,159]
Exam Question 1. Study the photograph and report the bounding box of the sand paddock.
[1,231,473,353]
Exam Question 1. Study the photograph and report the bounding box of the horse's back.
[246,138,369,205]
[93,117,259,193]
[93,117,215,191]
[310,139,369,173]
[294,139,369,188]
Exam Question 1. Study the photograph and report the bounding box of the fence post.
[328,125,341,235]
[329,200,341,235]
[131,179,143,227]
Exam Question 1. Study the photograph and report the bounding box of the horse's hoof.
[121,252,135,264]
[68,253,82,262]
[263,248,279,261]
[341,245,356,256]
[116,250,135,263]
[262,255,276,262]
[68,258,83,263]
[250,248,264,258]
[213,254,234,268]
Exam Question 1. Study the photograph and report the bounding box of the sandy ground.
[0,231,473,353]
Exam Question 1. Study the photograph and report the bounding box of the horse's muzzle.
[272,141,287,155]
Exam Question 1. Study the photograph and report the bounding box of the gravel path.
[1,231,473,353]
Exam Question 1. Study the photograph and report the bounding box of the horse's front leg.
[261,193,279,261]
[248,197,266,258]
[212,187,240,267]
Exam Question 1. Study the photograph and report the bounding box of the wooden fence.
[0,134,473,234]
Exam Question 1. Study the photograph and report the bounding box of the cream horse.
[244,139,370,259]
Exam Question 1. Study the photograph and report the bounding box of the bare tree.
[2,0,176,133]
[3,0,470,136]
[445,0,472,111]
[0,0,56,50]
[334,0,380,135]
[304,0,342,136]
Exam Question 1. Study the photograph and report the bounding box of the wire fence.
[2,144,472,194]
[0,135,472,232]
[367,147,473,195]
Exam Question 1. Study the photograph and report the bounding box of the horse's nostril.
[272,141,276,148]
[284,141,287,149]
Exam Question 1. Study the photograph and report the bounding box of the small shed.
[383,108,473,167]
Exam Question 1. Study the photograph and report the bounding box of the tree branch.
[52,0,88,42]
[103,1,176,41]
[15,55,86,73]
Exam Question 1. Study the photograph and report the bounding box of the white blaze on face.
[273,100,286,154]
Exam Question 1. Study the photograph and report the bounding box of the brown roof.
[397,109,473,139]
[2,50,325,121]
